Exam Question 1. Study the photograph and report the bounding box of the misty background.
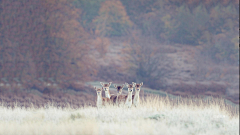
[0,0,239,106]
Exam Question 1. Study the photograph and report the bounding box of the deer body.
[96,94,103,108]
[132,93,140,107]
[132,82,143,107]
[124,82,135,108]
[94,86,110,108]
[125,92,133,107]
[111,84,125,105]
[105,90,111,99]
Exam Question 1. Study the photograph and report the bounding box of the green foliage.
[93,0,132,37]
[208,4,238,34]
[140,12,164,38]
[163,4,209,45]
[202,33,239,65]
[121,1,238,46]
[73,0,105,30]
[120,0,158,22]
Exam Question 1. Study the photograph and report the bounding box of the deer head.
[134,82,143,91]
[114,84,125,95]
[94,86,103,96]
[100,82,112,92]
[125,82,135,93]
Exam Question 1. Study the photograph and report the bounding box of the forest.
[0,0,239,104]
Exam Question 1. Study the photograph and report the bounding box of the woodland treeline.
[0,0,239,91]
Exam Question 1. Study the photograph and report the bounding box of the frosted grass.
[0,96,238,135]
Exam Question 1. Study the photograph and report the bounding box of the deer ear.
[140,82,143,86]
[114,84,117,88]
[125,82,129,87]
[132,82,136,86]
[94,86,97,90]
[121,84,125,88]
[108,82,112,86]
[100,82,104,86]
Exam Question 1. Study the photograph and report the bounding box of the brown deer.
[123,82,135,108]
[132,82,143,107]
[94,86,110,108]
[110,84,125,105]
[100,82,113,99]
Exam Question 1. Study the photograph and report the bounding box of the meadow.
[0,96,238,135]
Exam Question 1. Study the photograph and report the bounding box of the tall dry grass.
[0,96,238,135]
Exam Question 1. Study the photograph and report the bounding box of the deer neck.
[104,89,111,98]
[97,94,103,107]
[125,91,133,107]
[133,90,140,102]
[126,91,133,102]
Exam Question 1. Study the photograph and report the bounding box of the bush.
[201,33,239,65]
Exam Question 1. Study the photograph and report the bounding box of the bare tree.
[123,33,173,89]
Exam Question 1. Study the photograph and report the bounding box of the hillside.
[0,38,238,107]
[94,38,239,104]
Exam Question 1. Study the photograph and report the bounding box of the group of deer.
[94,82,143,108]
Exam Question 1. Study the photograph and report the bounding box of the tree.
[73,0,105,32]
[41,0,94,82]
[0,0,97,89]
[0,0,46,83]
[93,0,133,37]
[122,32,174,89]
[165,4,209,45]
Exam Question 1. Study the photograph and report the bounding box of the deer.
[123,82,135,108]
[110,84,125,105]
[100,82,113,99]
[132,82,143,107]
[94,86,110,108]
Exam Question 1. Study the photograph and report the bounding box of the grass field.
[0,96,238,135]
